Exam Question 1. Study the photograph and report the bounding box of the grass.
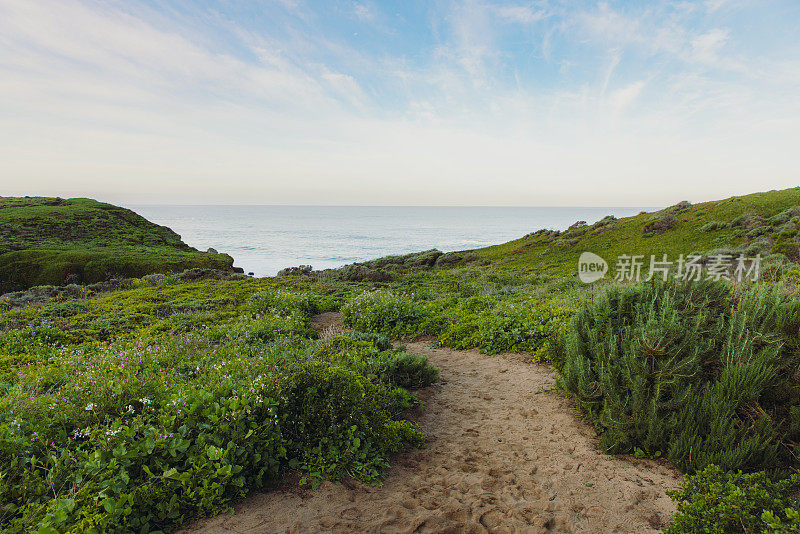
[470,187,800,275]
[0,197,234,293]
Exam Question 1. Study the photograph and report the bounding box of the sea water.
[130,205,655,277]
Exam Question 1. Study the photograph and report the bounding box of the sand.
[184,313,682,533]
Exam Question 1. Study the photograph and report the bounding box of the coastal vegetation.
[556,279,800,474]
[0,197,234,293]
[3,187,800,532]
[0,275,436,532]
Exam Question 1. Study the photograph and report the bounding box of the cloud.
[494,5,547,24]
[690,28,730,63]
[705,0,729,13]
[608,80,647,112]
[601,50,622,96]
[320,69,368,109]
[271,0,303,13]
[443,1,498,86]
[352,2,375,21]
[0,0,798,206]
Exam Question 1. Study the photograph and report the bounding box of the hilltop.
[474,187,800,275]
[322,187,800,281]
[0,196,234,293]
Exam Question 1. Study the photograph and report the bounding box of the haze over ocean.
[131,205,656,276]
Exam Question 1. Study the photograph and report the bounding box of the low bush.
[772,242,799,261]
[0,276,436,532]
[0,333,430,532]
[218,310,316,342]
[435,300,574,356]
[247,290,321,317]
[340,330,393,351]
[556,279,800,473]
[337,264,393,282]
[311,333,438,390]
[666,465,800,534]
[700,221,726,232]
[341,290,428,338]
[643,212,676,235]
[273,360,423,486]
[360,249,442,270]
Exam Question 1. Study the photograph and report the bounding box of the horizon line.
[126,204,664,208]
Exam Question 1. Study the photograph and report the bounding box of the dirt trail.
[187,314,681,533]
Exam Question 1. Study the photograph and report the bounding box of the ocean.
[130,206,656,277]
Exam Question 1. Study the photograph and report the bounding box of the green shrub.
[341,290,427,338]
[312,333,438,390]
[771,242,799,261]
[474,303,573,355]
[0,327,433,531]
[273,360,424,486]
[376,352,440,389]
[219,310,316,342]
[247,290,321,316]
[557,279,800,473]
[340,330,393,351]
[436,300,574,356]
[0,338,287,532]
[700,221,726,232]
[0,325,69,354]
[666,465,800,534]
[206,289,325,342]
[768,207,800,226]
[774,229,799,240]
[643,212,677,235]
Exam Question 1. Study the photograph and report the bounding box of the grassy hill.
[386,187,800,276]
[0,196,234,293]
[472,187,800,275]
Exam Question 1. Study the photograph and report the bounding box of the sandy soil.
[185,314,682,533]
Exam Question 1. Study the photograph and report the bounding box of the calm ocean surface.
[130,206,656,277]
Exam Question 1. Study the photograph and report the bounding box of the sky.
[0,0,799,206]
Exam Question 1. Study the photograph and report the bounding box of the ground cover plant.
[551,278,800,532]
[0,276,436,533]
[338,272,580,356]
[666,466,800,534]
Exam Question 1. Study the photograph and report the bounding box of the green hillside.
[460,187,800,275]
[0,196,233,293]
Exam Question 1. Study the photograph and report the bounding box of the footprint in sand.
[183,334,683,534]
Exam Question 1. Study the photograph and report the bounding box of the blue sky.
[1,0,799,205]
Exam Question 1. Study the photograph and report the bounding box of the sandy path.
[186,315,681,533]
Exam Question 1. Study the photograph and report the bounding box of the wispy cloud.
[690,28,730,64]
[494,4,548,24]
[0,0,798,205]
[351,1,376,21]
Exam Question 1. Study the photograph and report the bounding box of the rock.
[143,273,164,286]
[435,252,463,266]
[206,247,218,254]
[338,264,392,282]
[277,265,313,277]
